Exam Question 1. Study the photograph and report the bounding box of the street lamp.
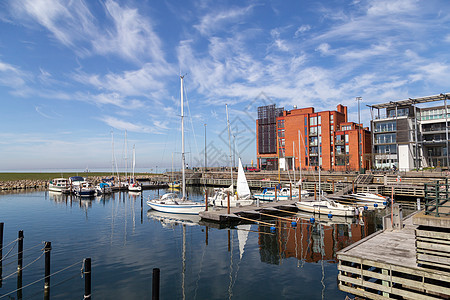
[356,97,362,172]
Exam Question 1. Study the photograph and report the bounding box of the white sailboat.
[210,158,254,207]
[147,75,205,214]
[210,105,253,208]
[129,145,142,192]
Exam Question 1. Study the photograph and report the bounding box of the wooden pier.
[199,199,300,223]
[337,209,450,299]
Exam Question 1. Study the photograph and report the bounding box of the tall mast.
[132,144,136,181]
[293,141,295,183]
[226,104,233,193]
[298,130,302,183]
[124,130,128,182]
[181,75,186,200]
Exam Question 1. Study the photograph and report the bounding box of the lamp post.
[356,97,362,172]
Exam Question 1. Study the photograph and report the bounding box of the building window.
[277,120,285,128]
[345,134,349,143]
[318,126,322,135]
[318,116,321,125]
[278,129,285,138]
[331,125,334,131]
[309,116,317,126]
[345,145,349,154]
[375,121,396,132]
[310,127,317,135]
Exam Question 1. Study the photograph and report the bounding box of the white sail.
[236,158,251,199]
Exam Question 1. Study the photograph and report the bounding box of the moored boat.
[295,198,359,217]
[48,178,69,193]
[69,176,96,197]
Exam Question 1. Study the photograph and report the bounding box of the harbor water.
[0,187,389,299]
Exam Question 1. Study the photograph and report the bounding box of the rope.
[0,260,83,299]
[1,241,45,263]
[258,212,295,222]
[0,240,17,262]
[0,237,19,251]
[2,250,44,281]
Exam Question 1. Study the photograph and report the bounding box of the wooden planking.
[338,264,450,295]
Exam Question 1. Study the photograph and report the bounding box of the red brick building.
[256,104,371,171]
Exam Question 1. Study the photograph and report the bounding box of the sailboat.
[147,76,205,214]
[129,145,142,192]
[210,158,254,207]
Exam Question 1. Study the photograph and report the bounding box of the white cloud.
[100,116,156,133]
[316,43,331,55]
[367,0,419,16]
[92,0,165,62]
[194,5,254,36]
[294,25,311,37]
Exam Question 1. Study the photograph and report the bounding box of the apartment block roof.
[369,93,450,109]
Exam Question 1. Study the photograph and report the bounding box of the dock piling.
[152,268,160,300]
[84,258,91,300]
[44,241,51,290]
[18,230,23,271]
[0,222,3,287]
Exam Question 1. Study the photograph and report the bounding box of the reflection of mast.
[320,223,325,300]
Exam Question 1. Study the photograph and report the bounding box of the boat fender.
[309,217,315,223]
[270,226,276,232]
[374,203,378,208]
[364,205,368,210]
[383,201,387,206]
[291,221,297,227]
[327,213,333,219]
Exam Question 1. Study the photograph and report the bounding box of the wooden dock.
[199,199,300,223]
[337,211,450,299]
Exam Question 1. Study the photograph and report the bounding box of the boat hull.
[147,200,205,214]
[295,201,358,217]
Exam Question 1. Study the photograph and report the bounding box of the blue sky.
[0,0,449,171]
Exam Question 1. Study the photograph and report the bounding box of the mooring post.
[205,189,208,211]
[275,185,278,202]
[352,180,355,193]
[18,230,23,271]
[205,226,209,246]
[0,222,3,287]
[227,191,230,215]
[391,187,394,229]
[44,242,51,290]
[17,267,23,299]
[152,268,160,300]
[417,197,421,211]
[84,258,91,300]
[228,230,231,252]
[314,184,317,200]
[332,180,335,193]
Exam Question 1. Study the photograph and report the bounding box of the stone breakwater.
[0,179,48,191]
[0,175,166,191]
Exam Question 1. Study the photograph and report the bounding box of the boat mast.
[124,130,128,183]
[181,75,186,200]
[298,130,302,184]
[226,104,233,193]
[132,144,136,182]
[293,141,296,183]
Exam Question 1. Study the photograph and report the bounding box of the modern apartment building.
[256,104,371,171]
[369,93,450,171]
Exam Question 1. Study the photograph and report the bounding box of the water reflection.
[258,210,382,265]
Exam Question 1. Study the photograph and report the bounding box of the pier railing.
[424,179,450,217]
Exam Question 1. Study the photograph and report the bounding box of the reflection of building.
[369,93,450,171]
[258,214,377,265]
[256,104,371,171]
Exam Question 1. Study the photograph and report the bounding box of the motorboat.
[295,198,359,217]
[48,178,69,193]
[95,182,113,195]
[253,186,300,201]
[69,176,96,197]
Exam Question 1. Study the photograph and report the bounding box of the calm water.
[0,188,387,299]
